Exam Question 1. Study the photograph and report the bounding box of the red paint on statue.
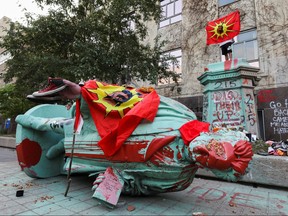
[193,139,253,174]
[16,138,42,169]
[224,60,232,70]
[223,58,238,71]
[69,140,148,162]
[145,136,176,160]
[67,136,176,163]
[194,140,236,170]
[168,164,198,192]
[231,140,253,174]
[234,58,238,67]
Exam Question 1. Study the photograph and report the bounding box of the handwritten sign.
[92,167,124,208]
[269,99,288,135]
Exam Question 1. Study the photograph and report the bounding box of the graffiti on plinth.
[211,90,244,128]
[202,94,208,122]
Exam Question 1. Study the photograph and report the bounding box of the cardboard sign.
[92,167,124,208]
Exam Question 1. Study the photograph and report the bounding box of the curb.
[196,154,288,188]
[0,136,16,149]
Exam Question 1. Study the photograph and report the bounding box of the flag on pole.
[206,10,240,45]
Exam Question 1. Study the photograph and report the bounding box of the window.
[159,0,182,28]
[0,51,11,65]
[233,29,259,67]
[158,49,182,85]
[220,29,259,67]
[218,0,237,7]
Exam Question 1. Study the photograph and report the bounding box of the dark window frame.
[158,48,182,85]
[159,0,182,28]
[218,0,240,7]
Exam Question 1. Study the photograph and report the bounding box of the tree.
[0,0,179,96]
[0,84,33,119]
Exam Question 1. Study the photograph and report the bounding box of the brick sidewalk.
[1,158,288,216]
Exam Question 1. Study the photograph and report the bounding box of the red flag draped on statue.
[206,10,240,45]
[75,80,160,156]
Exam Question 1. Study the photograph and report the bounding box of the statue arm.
[16,114,70,134]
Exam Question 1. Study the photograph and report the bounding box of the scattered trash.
[16,190,24,197]
[229,202,236,207]
[256,140,288,156]
[127,205,136,212]
[265,140,287,156]
[34,195,54,203]
[256,149,269,156]
[116,200,126,207]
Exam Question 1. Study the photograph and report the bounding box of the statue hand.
[58,80,81,100]
[92,173,105,191]
[193,140,236,170]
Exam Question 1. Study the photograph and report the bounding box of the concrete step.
[196,154,288,188]
[0,136,16,148]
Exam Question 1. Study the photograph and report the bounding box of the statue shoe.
[32,77,67,97]
[26,94,62,104]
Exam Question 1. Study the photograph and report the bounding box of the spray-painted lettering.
[258,89,276,103]
[245,94,256,126]
[211,90,243,127]
[269,99,288,135]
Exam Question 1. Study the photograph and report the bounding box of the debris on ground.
[256,140,288,156]
[127,205,136,211]
[34,195,54,203]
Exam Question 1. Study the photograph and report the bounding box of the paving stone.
[1,151,288,215]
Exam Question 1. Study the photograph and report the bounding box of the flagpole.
[64,131,76,197]
[64,98,81,197]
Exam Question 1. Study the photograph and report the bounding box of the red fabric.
[74,98,82,132]
[80,80,160,156]
[206,10,240,45]
[98,90,160,156]
[179,120,210,145]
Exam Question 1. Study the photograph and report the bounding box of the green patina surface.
[198,59,260,135]
[15,83,253,207]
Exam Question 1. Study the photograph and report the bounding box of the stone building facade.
[0,1,288,140]
[146,0,288,141]
[0,16,12,87]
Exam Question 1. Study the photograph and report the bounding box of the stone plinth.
[198,59,261,135]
